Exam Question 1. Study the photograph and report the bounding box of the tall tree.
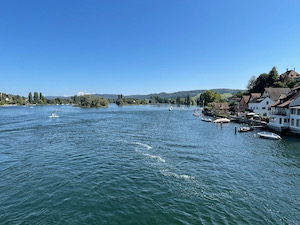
[247,75,256,91]
[33,92,39,104]
[200,90,222,104]
[28,92,32,104]
[186,95,191,105]
[267,66,279,87]
[176,96,181,105]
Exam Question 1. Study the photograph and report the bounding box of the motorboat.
[201,117,212,122]
[214,118,230,123]
[169,106,173,111]
[193,109,200,117]
[48,113,59,118]
[238,127,253,132]
[257,132,281,140]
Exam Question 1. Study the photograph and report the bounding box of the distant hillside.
[125,89,243,100]
[46,89,243,100]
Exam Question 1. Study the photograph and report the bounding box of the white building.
[248,88,290,117]
[269,87,300,133]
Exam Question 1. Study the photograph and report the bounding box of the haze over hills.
[46,88,243,100]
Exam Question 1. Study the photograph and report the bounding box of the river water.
[1,104,300,224]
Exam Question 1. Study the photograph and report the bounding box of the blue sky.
[1,0,300,96]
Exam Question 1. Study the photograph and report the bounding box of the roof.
[271,88,300,108]
[239,95,250,104]
[264,88,291,101]
[213,103,229,110]
[279,70,300,82]
[249,97,264,104]
[250,93,261,99]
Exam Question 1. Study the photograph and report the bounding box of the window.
[266,101,269,105]
[291,109,295,114]
[262,107,266,110]
[268,107,271,111]
[297,109,300,115]
[297,119,300,127]
[291,118,295,126]
[280,118,282,124]
[284,118,287,123]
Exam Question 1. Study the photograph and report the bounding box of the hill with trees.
[246,66,300,93]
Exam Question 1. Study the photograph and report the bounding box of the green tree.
[176,96,181,105]
[235,91,243,98]
[251,73,268,93]
[273,81,286,88]
[28,92,32,104]
[287,79,300,89]
[200,90,222,104]
[185,95,191,105]
[33,92,39,104]
[267,66,279,87]
[247,75,256,91]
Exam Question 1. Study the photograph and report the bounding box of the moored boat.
[48,113,59,118]
[169,106,173,111]
[257,132,281,140]
[201,117,212,122]
[214,118,230,123]
[238,127,253,132]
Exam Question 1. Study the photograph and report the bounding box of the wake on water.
[118,139,165,163]
[118,139,195,182]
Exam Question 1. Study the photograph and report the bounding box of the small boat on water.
[238,127,253,132]
[169,106,173,111]
[214,118,230,123]
[193,109,200,117]
[257,132,281,140]
[201,117,212,122]
[48,113,59,118]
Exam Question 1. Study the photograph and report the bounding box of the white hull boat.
[201,117,212,122]
[257,132,281,140]
[48,113,59,118]
[214,118,230,123]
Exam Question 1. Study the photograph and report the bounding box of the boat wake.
[141,153,165,163]
[133,142,153,150]
[118,139,164,163]
[160,169,195,180]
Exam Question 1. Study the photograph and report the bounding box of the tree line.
[246,66,300,93]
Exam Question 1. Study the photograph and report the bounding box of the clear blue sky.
[1,0,300,96]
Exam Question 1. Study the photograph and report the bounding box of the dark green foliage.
[78,95,108,108]
[71,95,80,105]
[287,79,299,88]
[200,90,222,104]
[176,96,181,105]
[33,92,39,104]
[185,95,191,105]
[28,92,32,104]
[247,66,298,93]
[273,81,286,87]
[235,91,243,98]
[116,96,148,106]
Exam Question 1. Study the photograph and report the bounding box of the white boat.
[193,109,200,117]
[169,106,173,111]
[238,127,253,132]
[214,118,230,123]
[257,132,281,140]
[201,117,212,122]
[48,113,59,118]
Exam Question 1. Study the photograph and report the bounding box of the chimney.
[294,67,295,71]
[287,68,288,72]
